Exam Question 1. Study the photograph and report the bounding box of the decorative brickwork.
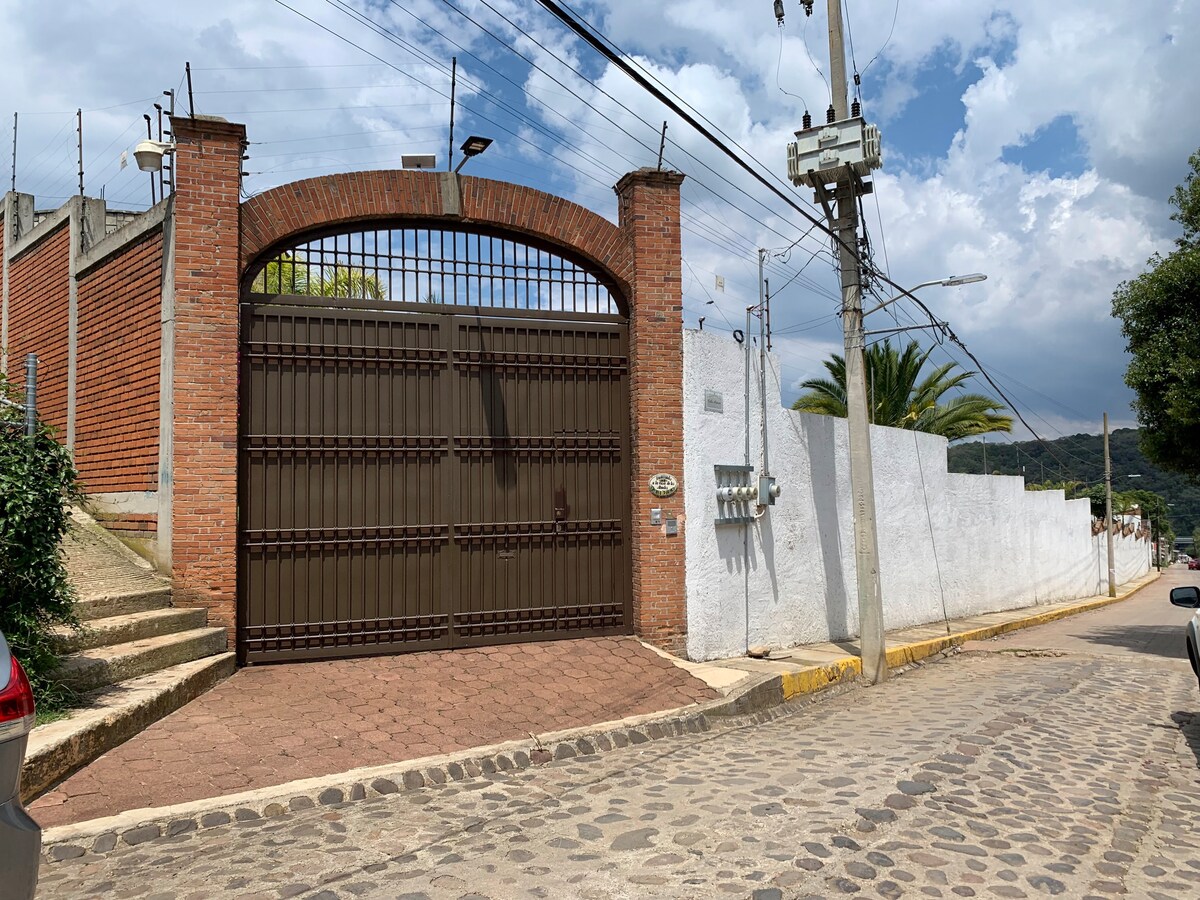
[616,169,688,654]
[240,172,634,299]
[168,116,246,637]
[7,223,71,436]
[75,231,162,491]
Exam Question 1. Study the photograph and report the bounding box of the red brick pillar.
[616,168,687,655]
[168,115,245,638]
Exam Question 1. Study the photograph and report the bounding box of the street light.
[454,136,493,173]
[864,273,988,317]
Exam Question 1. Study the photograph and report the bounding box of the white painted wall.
[682,330,1151,662]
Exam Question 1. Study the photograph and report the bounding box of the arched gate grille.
[239,225,632,662]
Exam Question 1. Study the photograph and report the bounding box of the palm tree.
[792,339,1013,439]
[313,267,386,301]
[250,253,309,294]
[250,254,385,300]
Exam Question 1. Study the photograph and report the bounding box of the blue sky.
[2,0,1198,453]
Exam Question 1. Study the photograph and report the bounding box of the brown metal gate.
[239,294,632,663]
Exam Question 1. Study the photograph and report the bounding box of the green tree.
[313,267,386,301]
[1112,149,1200,477]
[1084,484,1144,520]
[250,254,386,300]
[0,373,81,714]
[251,253,310,294]
[792,339,1013,440]
[1025,480,1084,498]
[1125,488,1175,547]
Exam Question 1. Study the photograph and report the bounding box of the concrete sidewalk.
[670,570,1163,698]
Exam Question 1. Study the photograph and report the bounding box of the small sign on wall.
[704,390,724,414]
[649,473,678,498]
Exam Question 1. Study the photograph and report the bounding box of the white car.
[1170,585,1200,689]
[0,629,41,899]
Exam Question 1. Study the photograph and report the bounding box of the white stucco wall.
[683,330,1152,661]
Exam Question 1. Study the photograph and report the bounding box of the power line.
[267,0,1086,476]
[860,0,901,81]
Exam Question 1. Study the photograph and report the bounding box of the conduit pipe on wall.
[744,304,752,653]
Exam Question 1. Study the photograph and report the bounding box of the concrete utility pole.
[1103,412,1116,598]
[825,0,887,683]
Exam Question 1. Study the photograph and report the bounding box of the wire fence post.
[24,353,37,438]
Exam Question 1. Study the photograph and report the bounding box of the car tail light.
[0,654,36,740]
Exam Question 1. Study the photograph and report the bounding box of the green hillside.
[947,428,1200,542]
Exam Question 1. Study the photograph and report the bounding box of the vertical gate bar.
[442,315,458,646]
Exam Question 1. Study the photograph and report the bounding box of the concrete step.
[53,608,210,653]
[74,588,172,621]
[23,653,236,802]
[54,627,228,694]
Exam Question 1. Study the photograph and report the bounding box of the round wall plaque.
[648,473,678,498]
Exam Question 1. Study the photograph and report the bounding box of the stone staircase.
[22,510,235,800]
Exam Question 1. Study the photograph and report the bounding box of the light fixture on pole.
[454,136,493,173]
[864,273,987,318]
[133,139,175,173]
[401,154,437,170]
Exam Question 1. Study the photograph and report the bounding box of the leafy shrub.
[0,372,81,713]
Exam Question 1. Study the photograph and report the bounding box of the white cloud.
[2,0,1195,436]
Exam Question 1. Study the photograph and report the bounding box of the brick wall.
[240,171,634,297]
[617,169,688,654]
[1,204,6,371]
[75,230,162,492]
[7,223,70,436]
[167,115,246,636]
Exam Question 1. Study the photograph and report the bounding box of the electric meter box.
[787,116,882,188]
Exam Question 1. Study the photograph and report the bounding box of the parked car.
[1169,585,1200,691]
[1189,559,1200,571]
[0,630,41,899]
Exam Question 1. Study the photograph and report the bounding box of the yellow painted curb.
[780,657,861,700]
[776,572,1162,702]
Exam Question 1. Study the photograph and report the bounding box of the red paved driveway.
[31,637,716,827]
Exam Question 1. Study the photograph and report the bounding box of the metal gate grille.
[239,300,631,662]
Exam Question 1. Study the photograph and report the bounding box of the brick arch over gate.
[162,132,688,655]
[239,171,635,304]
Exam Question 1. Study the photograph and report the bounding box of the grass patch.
[34,706,73,728]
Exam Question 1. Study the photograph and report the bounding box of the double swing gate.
[238,225,633,662]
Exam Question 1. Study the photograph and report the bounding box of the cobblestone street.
[38,624,1200,900]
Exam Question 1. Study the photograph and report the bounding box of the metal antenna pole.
[76,109,84,196]
[10,112,16,192]
[1104,412,1116,597]
[144,114,156,205]
[162,90,175,193]
[448,57,457,172]
[24,354,37,439]
[657,121,668,170]
[186,62,195,117]
[827,0,886,683]
[154,103,165,199]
